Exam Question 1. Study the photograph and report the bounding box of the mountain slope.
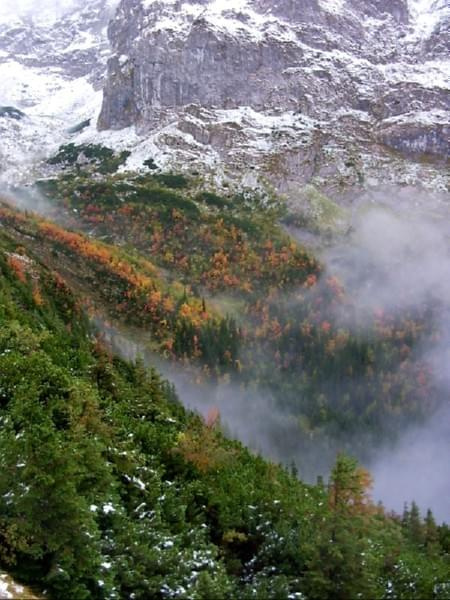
[0,2,449,597]
[0,0,114,185]
[95,0,449,197]
[0,197,449,600]
[5,153,450,493]
[1,0,448,196]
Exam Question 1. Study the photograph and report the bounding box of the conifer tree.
[425,509,439,554]
[409,501,424,546]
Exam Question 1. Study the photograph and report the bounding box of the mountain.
[0,0,115,185]
[0,0,448,198]
[0,2,449,596]
[0,0,448,498]
[97,0,449,197]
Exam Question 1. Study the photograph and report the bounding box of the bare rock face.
[374,84,449,120]
[98,0,449,196]
[99,0,405,129]
[377,120,450,160]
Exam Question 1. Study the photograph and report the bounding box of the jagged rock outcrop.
[97,0,449,197]
[374,84,449,120]
[0,0,447,195]
[377,120,449,160]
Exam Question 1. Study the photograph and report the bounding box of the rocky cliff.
[97,0,449,197]
[0,0,447,197]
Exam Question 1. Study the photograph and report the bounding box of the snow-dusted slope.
[94,0,449,197]
[0,0,115,185]
[0,64,102,185]
[408,0,450,43]
[0,0,448,197]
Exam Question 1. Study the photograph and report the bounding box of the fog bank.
[371,405,450,523]
[322,196,450,522]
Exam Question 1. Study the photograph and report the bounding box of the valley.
[0,0,448,598]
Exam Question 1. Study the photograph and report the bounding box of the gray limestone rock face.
[377,122,450,160]
[374,84,450,120]
[98,0,391,130]
[255,0,321,22]
[97,0,449,196]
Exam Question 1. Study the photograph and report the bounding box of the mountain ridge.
[0,4,449,593]
[0,0,448,198]
[96,0,449,197]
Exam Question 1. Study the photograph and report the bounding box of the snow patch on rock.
[319,0,345,15]
[408,0,450,40]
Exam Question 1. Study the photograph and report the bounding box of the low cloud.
[320,194,450,522]
[323,202,450,317]
[370,404,450,523]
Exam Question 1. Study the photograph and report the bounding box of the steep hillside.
[4,148,450,485]
[0,197,449,600]
[0,1,449,596]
